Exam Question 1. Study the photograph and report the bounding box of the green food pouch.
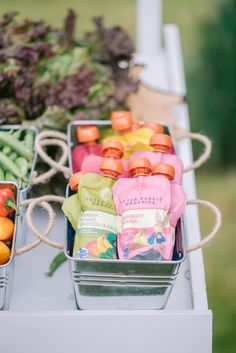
[73,159,122,260]
[61,193,82,231]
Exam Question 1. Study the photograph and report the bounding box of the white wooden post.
[164,24,187,95]
[136,0,162,55]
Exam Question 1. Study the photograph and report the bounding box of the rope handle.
[15,199,56,255]
[31,131,70,185]
[24,195,65,250]
[186,199,222,253]
[175,131,212,172]
[16,195,221,255]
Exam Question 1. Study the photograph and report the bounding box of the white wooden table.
[0,1,212,352]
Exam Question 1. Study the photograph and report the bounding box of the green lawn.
[0,1,233,351]
[197,169,236,353]
[0,0,136,39]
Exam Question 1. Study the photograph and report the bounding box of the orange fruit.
[0,241,11,265]
[0,216,14,241]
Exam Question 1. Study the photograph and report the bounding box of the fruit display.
[0,184,18,265]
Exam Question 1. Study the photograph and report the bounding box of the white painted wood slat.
[136,0,162,55]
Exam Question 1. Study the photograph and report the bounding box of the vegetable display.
[0,129,35,188]
[0,185,17,265]
[0,188,18,216]
[0,10,137,131]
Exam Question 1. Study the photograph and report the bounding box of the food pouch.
[102,111,163,159]
[62,193,82,231]
[131,133,183,184]
[113,158,173,261]
[82,155,129,178]
[100,118,164,141]
[73,159,122,260]
[81,139,130,178]
[153,163,187,247]
[72,126,102,173]
[168,185,187,228]
[61,172,86,230]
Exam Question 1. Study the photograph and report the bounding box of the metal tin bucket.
[0,182,19,310]
[65,200,185,310]
[66,121,185,309]
[0,125,38,246]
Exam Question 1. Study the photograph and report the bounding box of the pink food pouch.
[131,133,183,184]
[153,163,187,255]
[72,126,102,173]
[81,139,130,178]
[168,184,187,228]
[113,158,173,261]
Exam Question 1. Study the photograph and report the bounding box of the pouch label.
[77,210,118,235]
[121,209,169,230]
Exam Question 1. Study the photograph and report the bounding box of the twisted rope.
[31,139,68,184]
[175,131,212,172]
[25,195,65,250]
[31,130,70,185]
[15,199,56,255]
[186,199,222,253]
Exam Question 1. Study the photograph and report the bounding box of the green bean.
[24,130,35,150]
[9,152,17,160]
[13,128,23,139]
[2,145,11,155]
[5,171,18,183]
[0,131,32,161]
[0,167,4,181]
[1,130,24,157]
[46,251,67,277]
[15,157,28,178]
[6,171,22,188]
[1,129,22,156]
[0,151,21,178]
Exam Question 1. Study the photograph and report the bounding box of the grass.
[197,169,236,353]
[0,0,136,39]
[0,1,234,351]
[164,0,222,63]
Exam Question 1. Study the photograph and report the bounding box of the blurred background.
[0,0,235,351]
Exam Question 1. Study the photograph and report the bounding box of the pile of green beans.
[0,129,35,189]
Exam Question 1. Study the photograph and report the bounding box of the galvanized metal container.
[0,125,38,246]
[0,182,19,310]
[65,202,185,310]
[66,121,185,310]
